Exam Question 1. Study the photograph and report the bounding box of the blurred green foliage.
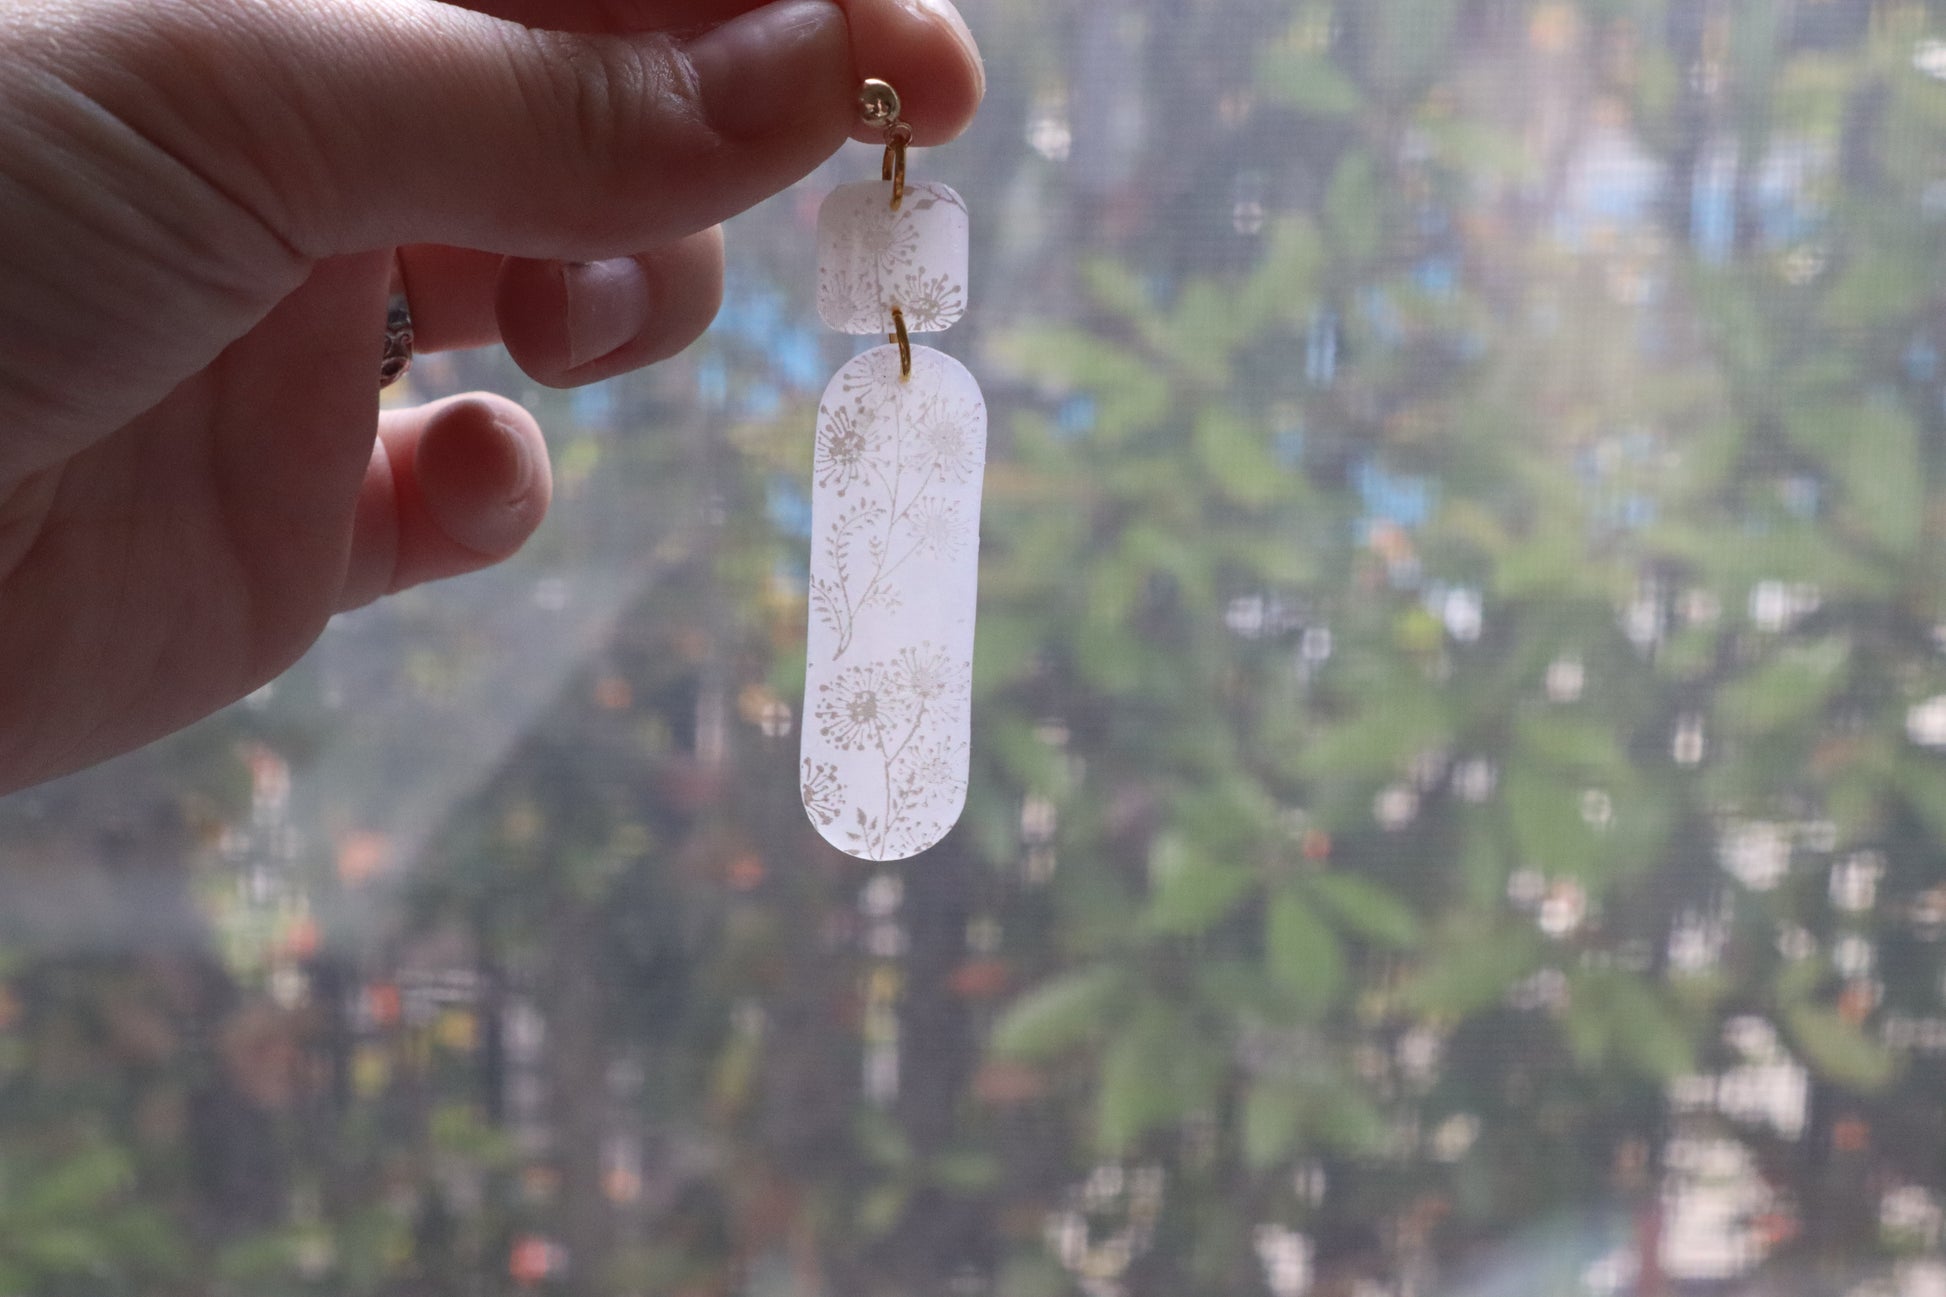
[10,1,1946,1294]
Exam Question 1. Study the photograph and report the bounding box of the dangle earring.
[800,80,987,863]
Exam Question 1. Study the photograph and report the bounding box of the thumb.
[57,0,860,261]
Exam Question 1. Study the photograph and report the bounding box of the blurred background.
[10,0,1946,1292]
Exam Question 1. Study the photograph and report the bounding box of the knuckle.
[520,30,690,200]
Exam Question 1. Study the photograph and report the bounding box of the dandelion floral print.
[802,346,987,861]
[808,348,987,661]
[817,182,970,336]
[807,643,972,861]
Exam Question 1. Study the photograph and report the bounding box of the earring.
[800,79,987,863]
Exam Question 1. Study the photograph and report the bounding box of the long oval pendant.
[800,344,987,861]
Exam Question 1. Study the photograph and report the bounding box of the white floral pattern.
[807,348,987,661]
[806,644,973,861]
[801,345,987,861]
[818,181,970,335]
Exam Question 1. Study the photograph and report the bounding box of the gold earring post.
[859,79,912,211]
[863,79,915,378]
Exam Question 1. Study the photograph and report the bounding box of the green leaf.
[990,966,1124,1059]
[1192,959,1269,1021]
[970,615,1047,698]
[856,1184,911,1239]
[1172,778,1282,859]
[101,1210,189,1277]
[15,1227,111,1274]
[1716,638,1850,735]
[1082,258,1161,330]
[993,1254,1072,1297]
[1786,1005,1896,1092]
[1235,219,1326,332]
[1513,712,1631,780]
[1309,873,1420,948]
[1569,971,1696,1081]
[1194,408,1284,508]
[1774,956,1827,1008]
[1313,1085,1390,1156]
[1895,758,1946,850]
[1496,522,1609,599]
[1787,402,1923,556]
[1241,1080,1306,1170]
[931,1150,1004,1194]
[1502,766,1602,878]
[1325,152,1383,267]
[1419,118,1536,184]
[20,1144,130,1219]
[1365,0,1460,95]
[994,327,1171,445]
[1265,887,1346,1012]
[1168,281,1251,374]
[1823,248,1932,335]
[1299,666,1452,780]
[1146,834,1257,935]
[1084,549,1149,630]
[430,1101,518,1166]
[1095,1014,1181,1153]
[1072,613,1147,693]
[1255,49,1363,118]
[1406,925,1542,1016]
[1458,817,1513,910]
[1562,982,1611,1069]
[215,1230,308,1283]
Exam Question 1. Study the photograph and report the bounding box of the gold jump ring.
[890,306,912,381]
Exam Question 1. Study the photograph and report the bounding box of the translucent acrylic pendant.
[818,181,970,335]
[801,345,987,861]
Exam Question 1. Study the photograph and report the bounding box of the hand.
[0,0,984,793]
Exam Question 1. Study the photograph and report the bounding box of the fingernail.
[564,258,652,369]
[419,401,545,555]
[495,418,539,507]
[686,0,848,141]
[897,0,986,100]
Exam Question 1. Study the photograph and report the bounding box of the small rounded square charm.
[801,344,987,861]
[817,181,970,335]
